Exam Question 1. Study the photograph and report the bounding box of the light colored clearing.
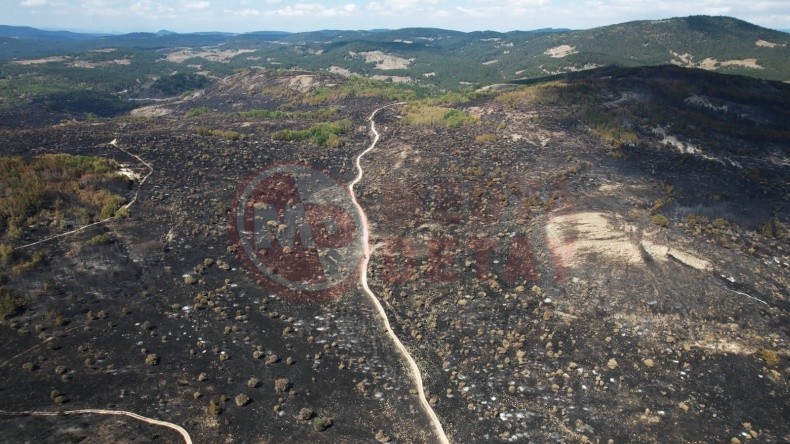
[684,95,728,113]
[328,65,353,77]
[70,59,131,68]
[546,212,711,270]
[423,72,435,77]
[12,56,70,65]
[688,326,776,355]
[287,74,319,93]
[349,50,414,70]
[640,240,712,271]
[130,105,171,117]
[543,45,577,58]
[669,51,763,70]
[604,91,646,107]
[515,69,527,75]
[163,48,255,63]
[698,57,719,70]
[117,164,142,181]
[476,83,513,92]
[541,63,602,75]
[720,58,763,69]
[598,183,621,192]
[669,51,694,66]
[756,39,786,48]
[482,59,499,65]
[88,48,117,53]
[393,39,413,44]
[465,106,495,118]
[370,75,412,83]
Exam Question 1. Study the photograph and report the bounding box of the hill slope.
[0,16,787,97]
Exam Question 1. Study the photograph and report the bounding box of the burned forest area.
[0,66,787,444]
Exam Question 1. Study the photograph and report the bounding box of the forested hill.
[0,15,788,95]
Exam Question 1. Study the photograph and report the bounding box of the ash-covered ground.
[0,68,787,443]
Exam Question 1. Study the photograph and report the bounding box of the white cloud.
[181,0,210,10]
[265,3,358,17]
[6,0,790,34]
[226,7,260,17]
[366,0,449,17]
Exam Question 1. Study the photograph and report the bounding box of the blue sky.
[3,0,789,33]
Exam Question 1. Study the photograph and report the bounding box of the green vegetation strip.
[272,119,352,147]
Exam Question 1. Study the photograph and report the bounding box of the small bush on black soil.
[11,251,45,275]
[234,393,251,407]
[86,233,111,246]
[0,244,12,265]
[651,214,669,227]
[274,378,291,393]
[298,408,314,421]
[0,287,25,319]
[313,416,333,432]
[207,400,222,415]
[757,220,787,239]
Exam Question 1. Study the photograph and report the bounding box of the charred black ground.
[0,66,787,443]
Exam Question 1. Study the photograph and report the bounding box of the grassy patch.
[475,133,497,144]
[495,81,567,108]
[196,128,247,140]
[238,107,340,120]
[272,119,352,147]
[185,106,210,118]
[305,76,419,104]
[402,104,477,128]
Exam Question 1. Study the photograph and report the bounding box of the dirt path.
[13,139,153,251]
[348,103,451,444]
[0,409,192,443]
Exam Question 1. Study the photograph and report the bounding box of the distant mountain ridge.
[0,16,788,92]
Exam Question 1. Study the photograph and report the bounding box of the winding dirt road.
[348,103,451,444]
[0,408,192,444]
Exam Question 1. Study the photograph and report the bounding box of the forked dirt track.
[13,138,153,251]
